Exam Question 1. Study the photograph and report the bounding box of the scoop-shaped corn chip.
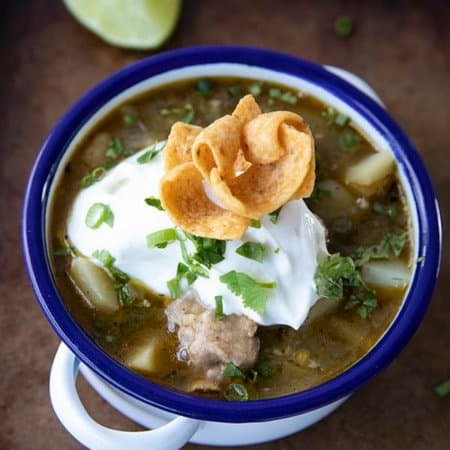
[243,111,307,164]
[234,149,252,174]
[159,95,315,238]
[160,162,249,240]
[192,115,241,182]
[292,156,315,199]
[164,123,202,171]
[209,123,314,219]
[232,94,261,125]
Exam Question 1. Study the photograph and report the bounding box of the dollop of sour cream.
[67,144,328,329]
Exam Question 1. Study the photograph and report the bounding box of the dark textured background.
[1,1,449,449]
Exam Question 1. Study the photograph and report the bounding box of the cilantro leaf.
[269,207,282,224]
[144,197,164,211]
[184,232,226,268]
[314,253,378,318]
[236,242,265,263]
[219,271,275,313]
[353,229,408,266]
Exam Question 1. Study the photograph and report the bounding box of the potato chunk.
[361,259,410,288]
[125,335,165,374]
[345,151,395,196]
[69,257,120,313]
[312,179,356,219]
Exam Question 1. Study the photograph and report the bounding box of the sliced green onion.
[167,278,182,298]
[224,383,249,401]
[123,112,137,126]
[215,295,224,320]
[269,87,281,98]
[280,91,298,104]
[250,219,261,228]
[248,82,263,96]
[334,113,349,127]
[338,129,361,152]
[85,203,114,229]
[146,228,178,249]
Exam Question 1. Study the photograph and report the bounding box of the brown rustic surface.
[1,0,449,449]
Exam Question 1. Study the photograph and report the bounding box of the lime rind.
[64,0,181,49]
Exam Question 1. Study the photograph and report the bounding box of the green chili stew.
[49,78,413,400]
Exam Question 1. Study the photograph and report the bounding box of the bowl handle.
[324,66,385,108]
[49,343,201,450]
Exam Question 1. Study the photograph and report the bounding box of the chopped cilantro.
[435,378,450,398]
[197,78,213,95]
[338,129,361,152]
[353,229,408,266]
[184,232,226,268]
[254,361,272,380]
[215,295,224,320]
[224,383,249,401]
[144,197,164,211]
[314,253,378,318]
[219,271,275,314]
[236,242,265,263]
[146,228,178,249]
[223,362,245,378]
[250,219,261,228]
[85,203,114,229]
[269,207,282,224]
[137,141,166,164]
[334,16,354,38]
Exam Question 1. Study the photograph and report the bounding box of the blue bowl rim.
[22,45,441,423]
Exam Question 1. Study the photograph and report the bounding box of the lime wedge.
[64,0,181,49]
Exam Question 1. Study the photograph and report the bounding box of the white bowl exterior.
[79,362,349,446]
